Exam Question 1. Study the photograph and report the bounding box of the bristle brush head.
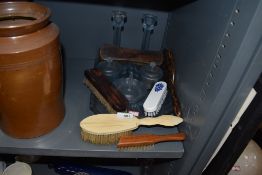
[81,130,132,144]
[118,144,154,151]
[83,79,116,113]
[143,81,167,117]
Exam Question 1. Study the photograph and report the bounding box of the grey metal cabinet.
[0,0,261,174]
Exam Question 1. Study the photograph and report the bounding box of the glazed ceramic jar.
[0,2,65,138]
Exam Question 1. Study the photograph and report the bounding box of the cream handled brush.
[80,114,183,144]
[143,81,167,116]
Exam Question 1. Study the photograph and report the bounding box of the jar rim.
[0,2,51,37]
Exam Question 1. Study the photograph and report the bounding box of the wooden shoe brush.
[84,68,128,113]
[99,44,163,65]
[80,114,183,144]
[117,132,186,149]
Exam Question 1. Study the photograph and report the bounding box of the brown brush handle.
[117,133,186,148]
[99,44,163,65]
[152,133,186,142]
[162,49,182,117]
[84,68,128,112]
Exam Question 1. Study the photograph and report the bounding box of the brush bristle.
[118,144,154,151]
[83,79,116,113]
[81,130,132,144]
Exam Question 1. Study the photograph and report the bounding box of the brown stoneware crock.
[0,2,65,138]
